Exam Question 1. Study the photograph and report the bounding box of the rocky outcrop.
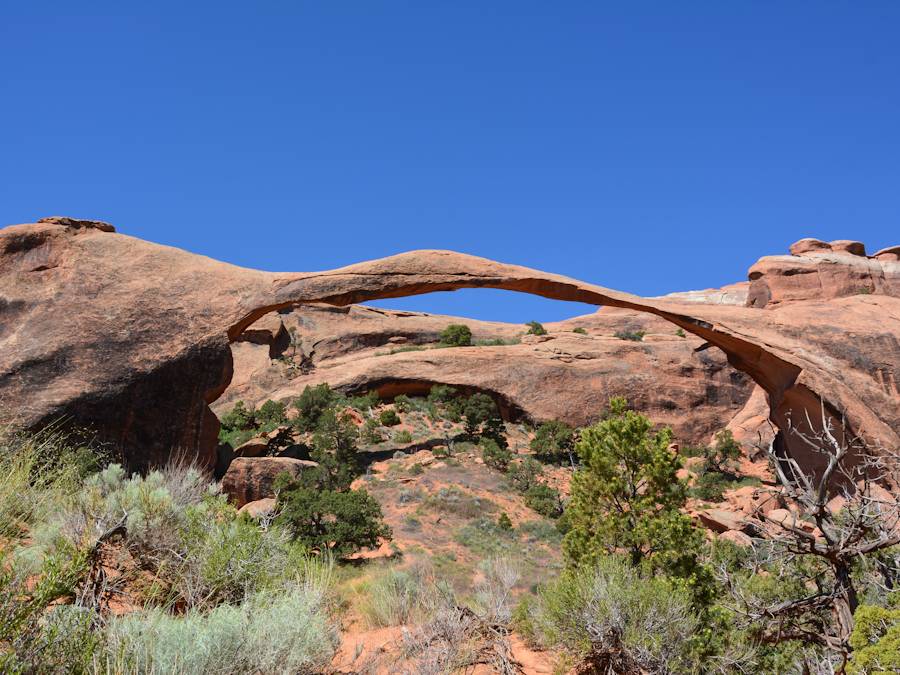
[219,304,754,446]
[221,456,318,507]
[1,218,897,479]
[747,238,900,308]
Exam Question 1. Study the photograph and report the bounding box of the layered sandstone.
[1,219,897,479]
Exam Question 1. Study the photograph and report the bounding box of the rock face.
[748,238,900,308]
[219,303,754,446]
[221,456,318,507]
[1,218,897,479]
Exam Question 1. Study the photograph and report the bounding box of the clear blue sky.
[2,2,898,322]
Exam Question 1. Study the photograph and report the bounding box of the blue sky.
[2,2,898,322]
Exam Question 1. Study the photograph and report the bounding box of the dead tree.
[719,399,900,670]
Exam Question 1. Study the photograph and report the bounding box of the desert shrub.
[676,328,687,338]
[524,483,564,519]
[525,320,547,336]
[701,429,742,474]
[275,483,391,558]
[848,605,900,674]
[440,323,473,347]
[473,556,520,624]
[573,327,588,335]
[379,408,401,427]
[393,394,413,412]
[0,427,90,540]
[690,471,730,502]
[174,510,308,610]
[497,512,514,531]
[507,458,544,493]
[394,429,413,444]
[614,329,645,342]
[360,417,385,445]
[344,390,380,412]
[360,564,433,627]
[530,419,576,465]
[517,555,699,672]
[455,517,517,557]
[20,461,213,575]
[104,574,336,674]
[481,437,512,471]
[563,398,709,597]
[219,400,255,434]
[425,486,493,519]
[0,546,96,673]
[293,383,337,432]
[427,384,463,420]
[519,519,563,544]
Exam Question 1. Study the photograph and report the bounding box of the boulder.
[697,508,759,535]
[238,498,277,519]
[221,456,318,507]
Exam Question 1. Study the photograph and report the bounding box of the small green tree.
[255,399,287,428]
[274,480,391,558]
[440,324,472,347]
[530,420,576,467]
[462,393,506,446]
[481,437,512,471]
[293,383,337,432]
[526,321,547,336]
[219,401,255,432]
[572,327,587,335]
[563,398,705,582]
[308,408,361,491]
[702,429,742,475]
[497,512,514,531]
[379,409,401,427]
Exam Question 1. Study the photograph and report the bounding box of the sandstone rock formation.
[221,456,318,507]
[219,303,755,446]
[747,238,900,308]
[1,218,897,480]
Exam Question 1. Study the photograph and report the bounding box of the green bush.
[379,409,401,427]
[276,484,391,558]
[676,328,687,338]
[573,327,587,335]
[497,512,514,531]
[175,510,308,610]
[394,429,413,444]
[481,437,513,471]
[613,330,646,342]
[690,471,730,502]
[516,555,699,671]
[524,483,564,519]
[393,394,413,413]
[439,324,473,347]
[507,458,544,493]
[530,420,576,465]
[255,399,287,427]
[293,383,337,432]
[848,605,900,674]
[526,321,547,336]
[104,578,337,674]
[344,391,380,411]
[361,417,385,445]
